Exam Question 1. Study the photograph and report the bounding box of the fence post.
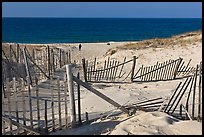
[131,56,136,82]
[77,73,82,125]
[2,85,6,135]
[65,65,76,128]
[57,77,62,130]
[63,75,68,128]
[35,77,41,131]
[82,58,87,82]
[47,46,51,79]
[198,62,202,120]
[173,58,183,79]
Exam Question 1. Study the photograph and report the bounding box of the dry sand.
[3,31,202,135]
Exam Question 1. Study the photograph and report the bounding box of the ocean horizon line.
[2,17,202,19]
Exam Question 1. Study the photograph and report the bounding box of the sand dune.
[2,31,202,135]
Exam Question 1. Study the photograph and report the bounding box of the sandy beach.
[2,31,202,135]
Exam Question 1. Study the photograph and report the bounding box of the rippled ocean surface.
[2,18,202,44]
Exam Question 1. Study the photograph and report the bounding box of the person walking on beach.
[79,44,82,51]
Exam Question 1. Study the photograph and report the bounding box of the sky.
[2,2,202,18]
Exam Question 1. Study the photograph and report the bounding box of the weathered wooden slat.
[131,56,137,82]
[105,57,110,78]
[156,63,162,80]
[185,74,195,119]
[183,67,193,76]
[167,77,189,113]
[16,44,20,63]
[23,48,32,84]
[152,62,158,80]
[198,62,202,119]
[183,59,192,73]
[108,60,114,81]
[68,50,71,64]
[87,67,90,81]
[144,67,149,81]
[160,62,166,80]
[141,66,146,81]
[73,76,129,114]
[63,75,68,128]
[57,77,62,129]
[166,59,173,79]
[66,65,76,128]
[169,60,177,80]
[140,65,144,81]
[47,46,51,78]
[179,104,183,118]
[179,64,187,76]
[98,68,103,81]
[21,78,26,126]
[2,86,6,135]
[26,76,33,128]
[82,58,88,82]
[94,69,98,81]
[164,81,182,112]
[51,49,55,73]
[135,97,163,105]
[44,100,48,132]
[192,65,198,118]
[173,58,183,79]
[106,60,112,80]
[138,101,164,107]
[101,60,107,80]
[164,60,170,79]
[10,45,18,62]
[110,61,117,80]
[93,58,96,72]
[6,78,13,134]
[147,66,152,81]
[9,44,13,62]
[149,65,153,81]
[181,104,192,120]
[162,61,168,80]
[90,65,93,82]
[77,73,82,124]
[50,76,55,132]
[113,61,120,81]
[35,77,41,130]
[13,77,19,123]
[133,67,141,79]
[2,116,47,135]
[170,77,192,114]
[118,57,126,78]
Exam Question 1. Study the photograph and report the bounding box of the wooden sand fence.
[2,74,83,135]
[2,44,71,86]
[2,64,133,135]
[176,59,197,77]
[160,62,202,121]
[82,56,138,83]
[132,58,184,82]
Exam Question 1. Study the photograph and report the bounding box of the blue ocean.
[2,18,202,44]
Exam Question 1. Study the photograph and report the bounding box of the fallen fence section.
[161,63,202,121]
[133,58,183,82]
